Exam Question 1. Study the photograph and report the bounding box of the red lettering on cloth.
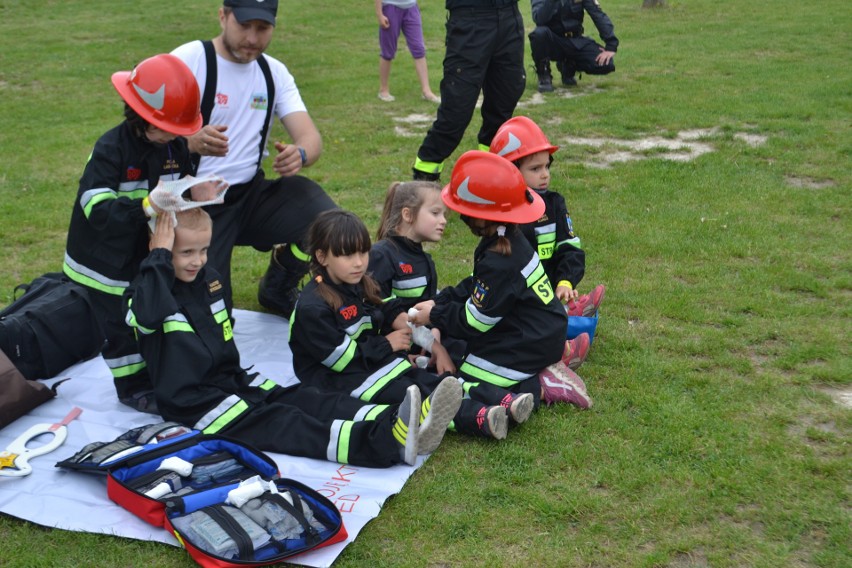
[339,305,358,320]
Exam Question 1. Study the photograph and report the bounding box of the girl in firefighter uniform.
[124,209,459,467]
[409,152,576,436]
[368,180,461,374]
[288,209,519,440]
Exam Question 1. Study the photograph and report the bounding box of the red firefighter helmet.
[489,115,559,163]
[442,151,545,224]
[111,54,202,136]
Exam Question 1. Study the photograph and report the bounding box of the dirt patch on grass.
[668,550,710,567]
[558,128,767,168]
[393,113,436,138]
[815,385,852,409]
[388,105,769,168]
[784,175,836,190]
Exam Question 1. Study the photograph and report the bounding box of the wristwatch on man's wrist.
[297,146,307,166]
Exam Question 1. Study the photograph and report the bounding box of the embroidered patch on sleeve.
[398,261,413,274]
[471,278,490,307]
[565,214,576,238]
[208,279,223,294]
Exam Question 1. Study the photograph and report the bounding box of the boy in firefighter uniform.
[124,209,460,466]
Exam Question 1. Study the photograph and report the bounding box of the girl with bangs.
[288,210,462,456]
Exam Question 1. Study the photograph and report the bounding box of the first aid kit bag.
[57,422,348,567]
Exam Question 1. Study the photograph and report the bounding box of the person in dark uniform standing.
[528,0,619,92]
[125,208,460,466]
[411,0,526,181]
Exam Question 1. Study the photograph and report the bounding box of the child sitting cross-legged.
[123,209,460,467]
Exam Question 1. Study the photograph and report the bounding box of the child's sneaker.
[567,284,606,317]
[393,385,421,465]
[499,392,534,424]
[475,405,509,440]
[563,333,590,371]
[418,377,464,455]
[538,363,592,409]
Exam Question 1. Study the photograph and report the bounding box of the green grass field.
[0,0,849,566]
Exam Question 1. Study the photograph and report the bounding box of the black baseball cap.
[224,0,277,25]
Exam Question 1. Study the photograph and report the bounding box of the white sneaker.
[418,377,463,455]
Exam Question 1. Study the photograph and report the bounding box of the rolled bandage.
[144,481,173,499]
[407,308,435,352]
[415,355,430,369]
[157,456,194,477]
[226,475,278,508]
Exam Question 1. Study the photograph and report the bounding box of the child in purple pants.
[375,0,439,103]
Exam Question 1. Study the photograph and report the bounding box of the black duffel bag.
[0,273,106,380]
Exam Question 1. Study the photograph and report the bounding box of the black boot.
[535,59,554,93]
[556,60,577,86]
[257,244,308,318]
[412,168,440,182]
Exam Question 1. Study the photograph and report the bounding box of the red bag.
[57,422,347,567]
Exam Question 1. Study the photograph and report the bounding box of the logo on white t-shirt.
[251,93,269,110]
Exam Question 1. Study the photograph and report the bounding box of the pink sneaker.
[563,333,590,371]
[538,364,592,409]
[566,284,606,317]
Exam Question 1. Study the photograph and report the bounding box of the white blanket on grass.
[0,309,426,567]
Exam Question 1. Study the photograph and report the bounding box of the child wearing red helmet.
[63,54,223,413]
[410,151,591,427]
[490,116,605,372]
[490,116,605,318]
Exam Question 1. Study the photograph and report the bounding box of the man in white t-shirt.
[171,0,337,316]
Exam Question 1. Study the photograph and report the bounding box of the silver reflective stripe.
[103,353,144,369]
[164,313,189,325]
[327,419,345,462]
[392,276,428,291]
[465,298,502,326]
[350,358,407,399]
[344,316,373,337]
[521,254,540,280]
[194,394,242,431]
[209,299,226,314]
[248,375,268,388]
[354,404,377,422]
[465,353,531,381]
[534,223,556,236]
[80,187,115,209]
[64,252,130,288]
[322,335,353,368]
[118,180,149,192]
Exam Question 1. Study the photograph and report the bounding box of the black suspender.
[194,40,276,174]
[255,54,276,171]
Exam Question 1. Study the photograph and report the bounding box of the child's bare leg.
[379,57,393,100]
[414,57,438,101]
